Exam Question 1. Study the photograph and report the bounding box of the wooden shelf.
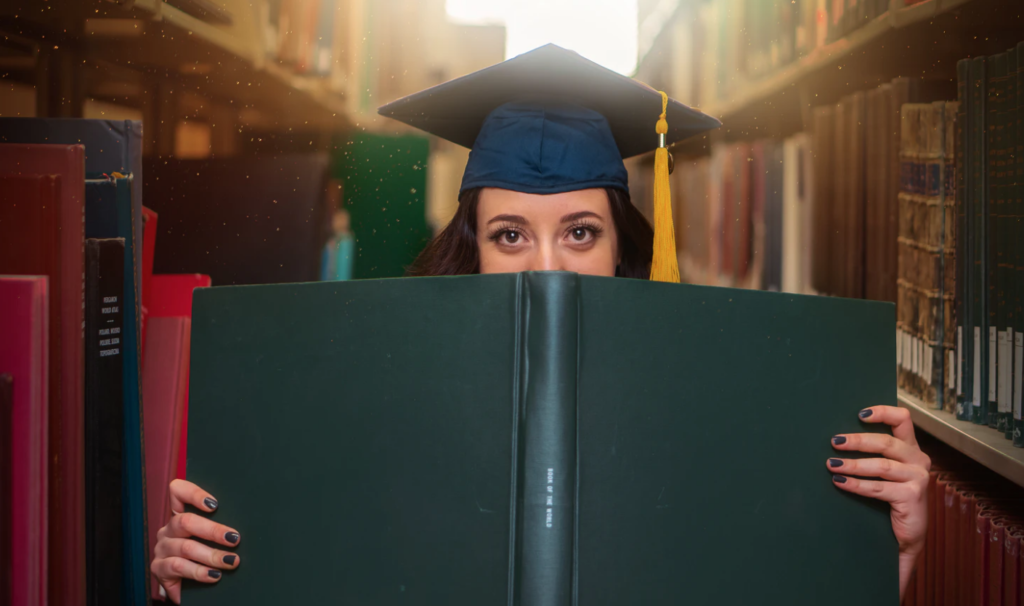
[696,0,983,137]
[1,0,351,130]
[897,389,1024,488]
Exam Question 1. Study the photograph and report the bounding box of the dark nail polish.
[832,436,847,445]
[225,532,239,545]
[208,570,222,579]
[859,409,873,419]
[222,555,236,565]
[833,475,847,484]
[204,497,219,510]
[829,458,843,468]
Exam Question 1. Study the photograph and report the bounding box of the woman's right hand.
[151,479,241,604]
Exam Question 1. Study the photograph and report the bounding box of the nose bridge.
[530,238,562,272]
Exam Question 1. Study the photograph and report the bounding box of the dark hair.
[406,187,654,279]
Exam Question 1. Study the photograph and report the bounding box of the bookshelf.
[699,0,972,124]
[898,389,1024,488]
[0,0,353,140]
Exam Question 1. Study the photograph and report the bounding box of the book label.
[998,330,1011,414]
[897,329,903,367]
[1015,332,1022,421]
[957,326,963,395]
[948,349,955,390]
[924,343,933,382]
[974,327,981,407]
[989,327,997,402]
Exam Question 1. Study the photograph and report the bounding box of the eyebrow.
[487,214,529,226]
[559,211,603,223]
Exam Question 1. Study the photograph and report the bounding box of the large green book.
[183,273,898,604]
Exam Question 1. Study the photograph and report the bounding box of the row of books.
[0,118,335,606]
[675,136,813,294]
[674,61,1024,447]
[689,0,914,108]
[903,438,1024,606]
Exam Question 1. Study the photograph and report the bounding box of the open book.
[183,272,897,605]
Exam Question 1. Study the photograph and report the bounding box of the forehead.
[477,188,610,219]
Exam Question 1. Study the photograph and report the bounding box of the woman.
[151,45,930,603]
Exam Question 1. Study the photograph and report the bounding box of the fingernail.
[833,475,847,484]
[208,570,222,579]
[829,458,843,468]
[204,497,219,510]
[832,436,847,445]
[859,409,873,419]
[225,532,239,545]
[222,555,236,565]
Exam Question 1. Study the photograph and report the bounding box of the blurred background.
[3,1,1024,605]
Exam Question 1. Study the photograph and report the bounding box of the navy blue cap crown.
[460,101,629,195]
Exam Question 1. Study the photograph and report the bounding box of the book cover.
[148,273,212,481]
[83,176,149,606]
[0,118,144,287]
[181,273,897,605]
[0,275,49,606]
[0,144,86,606]
[140,206,158,357]
[0,372,10,606]
[142,316,191,601]
[84,238,125,606]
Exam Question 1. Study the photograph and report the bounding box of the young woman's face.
[475,187,620,276]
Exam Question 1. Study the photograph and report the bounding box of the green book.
[972,56,990,426]
[182,273,897,605]
[1004,49,1017,440]
[957,58,974,422]
[1016,41,1024,447]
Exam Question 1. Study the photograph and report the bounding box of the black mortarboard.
[377,43,722,282]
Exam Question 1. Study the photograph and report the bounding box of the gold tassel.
[649,91,680,283]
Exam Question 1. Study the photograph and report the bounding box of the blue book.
[0,118,144,287]
[84,176,148,606]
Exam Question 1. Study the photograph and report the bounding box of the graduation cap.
[378,43,722,282]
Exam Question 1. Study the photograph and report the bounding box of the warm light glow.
[445,0,638,76]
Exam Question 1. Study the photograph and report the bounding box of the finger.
[857,405,917,445]
[154,538,241,570]
[151,555,225,586]
[825,457,927,483]
[830,475,921,503]
[169,479,218,516]
[166,512,241,548]
[831,432,917,464]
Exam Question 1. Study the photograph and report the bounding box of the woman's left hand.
[828,405,931,600]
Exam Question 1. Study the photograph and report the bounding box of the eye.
[502,230,521,244]
[565,222,602,245]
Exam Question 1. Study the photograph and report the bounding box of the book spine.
[1004,50,1017,439]
[0,373,11,606]
[512,272,578,606]
[84,238,126,606]
[1016,41,1024,447]
[988,53,1005,429]
[897,104,917,396]
[944,101,959,411]
[972,56,989,426]
[957,59,973,421]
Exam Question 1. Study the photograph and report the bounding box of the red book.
[0,276,49,606]
[1005,525,1022,606]
[142,316,191,600]
[150,273,211,480]
[0,144,85,606]
[149,273,211,318]
[924,470,937,606]
[944,482,959,601]
[934,474,949,600]
[989,516,1009,606]
[140,206,158,357]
